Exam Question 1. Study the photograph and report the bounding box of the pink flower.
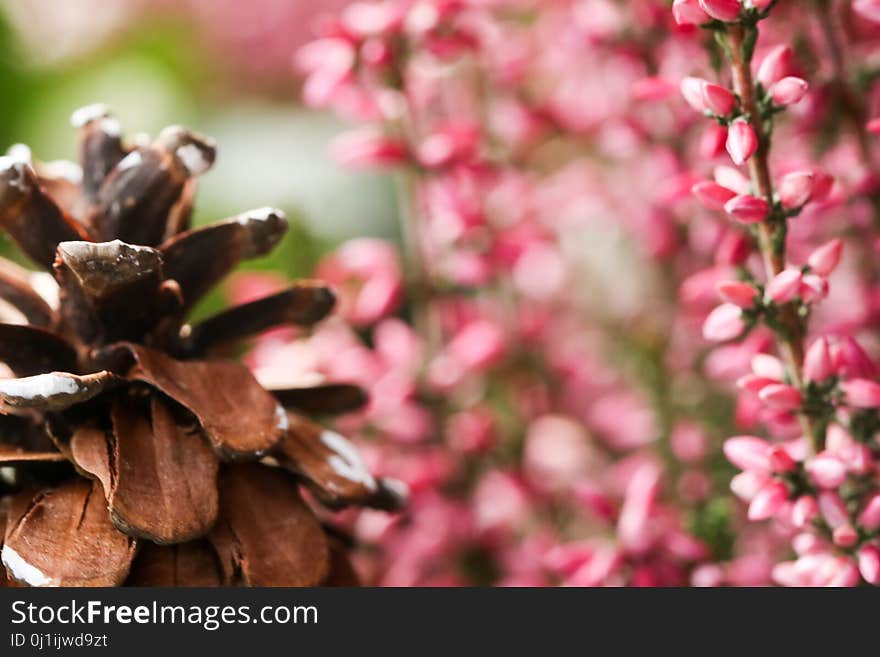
[841,378,880,408]
[316,238,403,326]
[447,320,506,372]
[858,545,880,585]
[803,337,834,382]
[716,280,758,307]
[703,303,745,341]
[832,524,858,548]
[523,415,592,491]
[770,77,809,106]
[330,128,409,169]
[806,452,848,489]
[807,239,843,277]
[751,353,785,380]
[858,493,880,530]
[680,77,709,112]
[723,435,772,472]
[778,171,814,209]
[854,0,880,23]
[417,121,480,169]
[791,495,818,527]
[617,462,662,553]
[698,0,742,22]
[748,480,788,520]
[296,38,356,108]
[726,120,758,165]
[868,117,880,135]
[757,45,794,88]
[765,268,802,303]
[672,0,711,25]
[831,337,877,379]
[724,194,769,223]
[818,491,849,529]
[701,83,737,115]
[692,181,737,210]
[447,408,495,455]
[758,383,802,410]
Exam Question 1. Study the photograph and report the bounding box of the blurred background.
[0,0,397,285]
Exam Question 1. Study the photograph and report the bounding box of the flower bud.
[833,524,858,548]
[803,337,833,382]
[751,353,784,380]
[792,495,818,527]
[841,378,880,409]
[716,280,758,307]
[699,0,743,22]
[778,171,813,209]
[702,83,737,115]
[723,435,772,472]
[807,239,843,277]
[757,45,794,88]
[680,77,708,112]
[726,120,758,165]
[806,452,847,489]
[857,545,880,585]
[673,0,711,25]
[702,303,745,341]
[748,480,788,520]
[858,493,880,530]
[758,383,802,410]
[724,194,769,223]
[692,181,736,210]
[818,491,849,529]
[765,268,802,303]
[768,446,796,473]
[770,77,809,106]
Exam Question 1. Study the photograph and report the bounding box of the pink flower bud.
[673,0,711,25]
[703,303,745,341]
[841,378,880,409]
[680,77,709,112]
[804,337,833,381]
[792,495,818,527]
[807,239,843,277]
[723,435,772,472]
[330,128,409,169]
[731,470,768,501]
[769,446,796,473]
[716,280,758,307]
[699,0,743,22]
[770,77,809,106]
[692,181,737,210]
[736,373,777,394]
[854,0,880,23]
[714,165,751,194]
[798,274,828,303]
[858,545,880,585]
[831,337,877,378]
[868,117,880,135]
[751,353,785,380]
[702,83,737,115]
[748,480,788,520]
[765,268,803,303]
[726,120,758,165]
[859,493,880,530]
[724,194,769,223]
[832,524,858,548]
[715,229,751,266]
[758,383,802,410]
[806,452,848,489]
[448,320,506,371]
[757,45,794,88]
[778,171,814,209]
[818,491,849,529]
[700,124,729,159]
[810,170,835,201]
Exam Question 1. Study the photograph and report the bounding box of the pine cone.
[0,104,404,587]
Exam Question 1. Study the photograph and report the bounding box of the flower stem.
[726,24,820,453]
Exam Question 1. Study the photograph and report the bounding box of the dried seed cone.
[0,105,405,587]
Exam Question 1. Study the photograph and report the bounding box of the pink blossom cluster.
[260,0,880,586]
